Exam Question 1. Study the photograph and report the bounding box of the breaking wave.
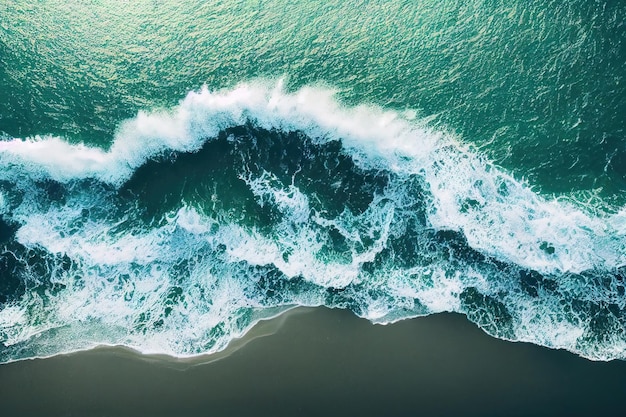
[1,80,625,362]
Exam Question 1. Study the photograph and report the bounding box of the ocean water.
[0,0,625,362]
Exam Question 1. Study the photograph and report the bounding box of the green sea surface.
[2,0,624,196]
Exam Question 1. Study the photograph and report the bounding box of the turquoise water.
[0,0,625,361]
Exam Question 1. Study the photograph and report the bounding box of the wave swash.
[1,80,625,362]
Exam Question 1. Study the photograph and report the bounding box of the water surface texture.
[1,0,625,362]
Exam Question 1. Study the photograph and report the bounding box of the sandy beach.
[1,308,626,417]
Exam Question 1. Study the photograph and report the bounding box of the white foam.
[1,80,623,276]
[2,80,626,361]
[0,190,328,358]
[223,171,395,288]
[0,136,113,183]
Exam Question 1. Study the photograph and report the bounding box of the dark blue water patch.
[0,218,23,306]
[0,239,72,307]
[0,249,23,306]
[324,285,368,316]
[519,270,558,298]
[460,287,515,339]
[0,217,17,245]
[120,124,393,227]
[251,265,321,305]
[39,180,67,206]
[119,129,270,227]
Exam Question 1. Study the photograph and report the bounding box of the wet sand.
[1,307,626,417]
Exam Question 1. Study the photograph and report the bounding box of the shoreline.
[2,307,626,416]
[0,305,306,368]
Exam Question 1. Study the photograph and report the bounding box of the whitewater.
[0,80,625,362]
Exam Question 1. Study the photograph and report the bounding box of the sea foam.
[0,80,625,362]
[2,80,623,273]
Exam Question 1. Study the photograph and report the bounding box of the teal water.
[0,0,625,361]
